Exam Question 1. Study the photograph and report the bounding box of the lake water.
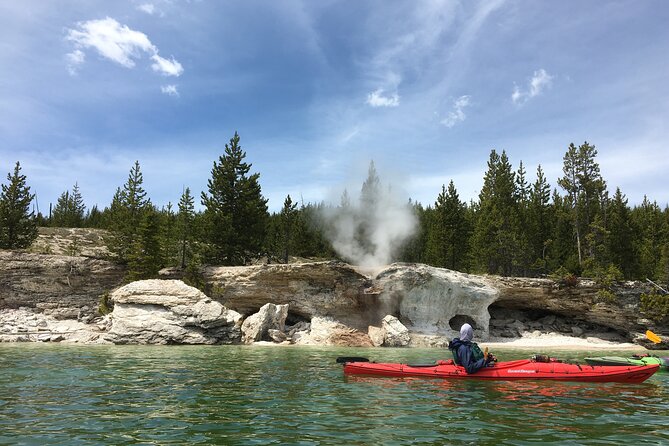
[1,344,668,445]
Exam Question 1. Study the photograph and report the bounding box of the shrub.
[596,289,617,303]
[98,292,113,315]
[640,291,669,323]
[550,266,579,287]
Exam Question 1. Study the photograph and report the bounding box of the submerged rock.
[106,279,242,345]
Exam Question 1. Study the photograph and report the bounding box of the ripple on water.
[1,344,668,445]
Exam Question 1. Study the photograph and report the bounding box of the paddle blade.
[336,356,370,364]
[646,330,662,344]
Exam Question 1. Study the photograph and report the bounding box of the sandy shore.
[482,332,642,351]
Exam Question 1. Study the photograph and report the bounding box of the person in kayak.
[448,323,494,373]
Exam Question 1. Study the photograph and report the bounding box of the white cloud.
[512,69,554,105]
[65,49,85,75]
[366,89,400,107]
[441,95,471,127]
[66,17,183,77]
[151,54,183,77]
[137,3,156,15]
[161,84,179,96]
[66,17,155,68]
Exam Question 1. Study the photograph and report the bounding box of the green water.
[1,345,668,445]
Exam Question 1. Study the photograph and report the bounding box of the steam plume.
[321,161,417,267]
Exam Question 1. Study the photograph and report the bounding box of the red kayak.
[340,358,659,384]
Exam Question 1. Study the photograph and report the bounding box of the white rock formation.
[381,315,411,347]
[368,325,385,347]
[375,264,499,339]
[0,308,108,343]
[106,279,242,344]
[241,303,289,344]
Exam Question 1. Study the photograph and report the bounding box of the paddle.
[646,330,662,344]
[336,356,370,364]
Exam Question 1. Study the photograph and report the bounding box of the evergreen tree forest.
[2,137,669,286]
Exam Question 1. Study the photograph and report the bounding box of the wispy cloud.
[137,3,156,15]
[161,84,179,97]
[441,95,471,127]
[151,54,183,76]
[512,69,554,105]
[366,89,400,107]
[65,49,85,75]
[65,17,182,77]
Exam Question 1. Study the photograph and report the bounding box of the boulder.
[381,315,411,347]
[267,329,287,343]
[286,321,310,340]
[106,279,242,345]
[241,303,289,344]
[368,325,385,347]
[294,316,372,346]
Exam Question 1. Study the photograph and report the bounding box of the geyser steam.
[321,161,417,267]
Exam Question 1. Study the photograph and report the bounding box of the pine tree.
[291,202,334,259]
[52,183,86,227]
[357,160,381,255]
[631,197,664,280]
[127,207,164,281]
[399,201,428,264]
[70,183,86,227]
[558,142,607,268]
[177,187,195,269]
[0,162,38,249]
[548,190,578,273]
[106,161,151,262]
[514,161,531,275]
[655,206,669,284]
[360,161,381,210]
[201,132,268,265]
[85,205,103,228]
[425,181,469,271]
[515,161,529,205]
[471,150,520,275]
[607,188,636,278]
[51,190,71,227]
[528,165,552,274]
[161,202,177,266]
[279,194,298,263]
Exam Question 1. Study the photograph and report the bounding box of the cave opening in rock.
[449,314,477,331]
[487,302,627,341]
[285,311,310,327]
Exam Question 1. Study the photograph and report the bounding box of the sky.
[1,0,668,213]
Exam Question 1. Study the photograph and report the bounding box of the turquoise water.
[1,345,668,445]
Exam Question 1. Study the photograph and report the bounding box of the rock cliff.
[1,250,665,347]
[0,251,125,320]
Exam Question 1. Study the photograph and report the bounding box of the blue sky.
[1,0,668,213]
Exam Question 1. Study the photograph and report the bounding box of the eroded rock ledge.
[1,256,665,348]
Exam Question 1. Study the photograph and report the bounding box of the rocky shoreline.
[0,306,642,350]
[1,251,666,349]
